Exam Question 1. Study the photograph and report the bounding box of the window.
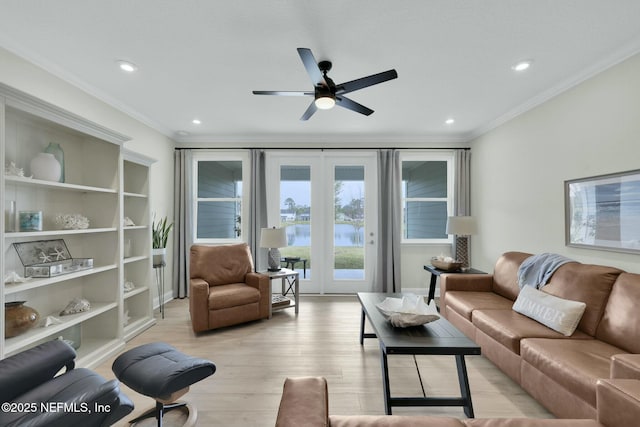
[400,152,454,243]
[192,151,249,243]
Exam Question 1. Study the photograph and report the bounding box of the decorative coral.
[54,213,90,230]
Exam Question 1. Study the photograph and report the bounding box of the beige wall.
[0,47,176,298]
[471,52,640,274]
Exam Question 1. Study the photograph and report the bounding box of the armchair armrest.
[275,377,329,427]
[597,379,640,427]
[0,340,76,403]
[440,274,494,293]
[246,272,270,318]
[189,278,211,333]
[611,354,640,380]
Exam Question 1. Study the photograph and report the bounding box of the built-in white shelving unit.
[1,83,156,368]
[121,149,156,341]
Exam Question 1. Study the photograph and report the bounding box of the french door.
[265,151,378,294]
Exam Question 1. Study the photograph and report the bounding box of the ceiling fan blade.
[336,96,374,116]
[336,69,398,95]
[300,101,318,121]
[252,90,313,96]
[297,48,327,87]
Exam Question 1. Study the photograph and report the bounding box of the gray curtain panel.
[249,149,268,271]
[376,149,402,292]
[173,149,193,298]
[453,149,472,263]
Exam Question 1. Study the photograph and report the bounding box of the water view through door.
[266,151,377,294]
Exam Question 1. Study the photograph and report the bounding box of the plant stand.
[153,262,166,319]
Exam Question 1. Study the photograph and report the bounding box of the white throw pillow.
[512,286,586,336]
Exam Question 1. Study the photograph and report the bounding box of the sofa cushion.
[445,291,513,322]
[520,338,624,407]
[473,310,592,354]
[596,273,640,353]
[542,262,622,336]
[492,252,532,301]
[208,283,260,310]
[330,415,465,427]
[512,286,586,336]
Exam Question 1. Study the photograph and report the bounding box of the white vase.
[152,248,167,267]
[30,152,61,181]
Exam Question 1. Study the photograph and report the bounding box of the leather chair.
[189,243,270,332]
[0,339,133,427]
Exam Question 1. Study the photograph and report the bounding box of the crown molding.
[0,39,173,138]
[0,82,130,145]
[467,37,640,141]
[173,131,473,149]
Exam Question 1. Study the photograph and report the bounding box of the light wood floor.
[95,296,552,426]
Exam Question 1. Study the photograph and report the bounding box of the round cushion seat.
[112,342,216,401]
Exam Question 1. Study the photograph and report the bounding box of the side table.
[262,268,300,318]
[281,257,307,278]
[423,265,486,305]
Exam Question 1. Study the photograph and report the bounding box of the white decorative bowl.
[376,295,440,328]
[431,257,462,272]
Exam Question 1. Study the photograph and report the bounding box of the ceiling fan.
[253,48,398,121]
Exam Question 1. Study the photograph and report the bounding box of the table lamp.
[260,226,287,271]
[446,216,477,270]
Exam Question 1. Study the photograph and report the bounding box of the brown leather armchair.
[189,243,270,332]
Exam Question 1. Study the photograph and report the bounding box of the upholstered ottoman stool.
[112,342,216,427]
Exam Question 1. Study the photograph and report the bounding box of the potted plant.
[152,215,174,267]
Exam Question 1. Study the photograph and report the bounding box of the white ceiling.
[1,1,640,146]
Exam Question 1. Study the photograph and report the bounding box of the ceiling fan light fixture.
[315,95,336,110]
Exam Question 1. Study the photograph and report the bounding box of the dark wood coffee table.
[358,292,481,417]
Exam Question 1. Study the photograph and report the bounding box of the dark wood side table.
[423,265,486,304]
[281,257,307,278]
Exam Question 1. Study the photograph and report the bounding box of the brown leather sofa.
[440,252,640,419]
[189,243,270,332]
[274,376,640,427]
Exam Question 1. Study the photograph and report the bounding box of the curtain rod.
[175,146,471,151]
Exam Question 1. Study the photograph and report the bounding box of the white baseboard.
[153,291,174,310]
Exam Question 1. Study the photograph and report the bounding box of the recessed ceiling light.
[192,119,201,125]
[116,60,138,73]
[512,60,533,72]
[176,130,190,136]
[445,118,455,125]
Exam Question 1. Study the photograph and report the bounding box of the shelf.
[123,255,149,265]
[4,264,118,295]
[4,302,118,354]
[75,338,124,369]
[4,175,117,194]
[123,317,156,342]
[124,191,148,198]
[124,225,148,231]
[124,285,150,299]
[5,227,117,239]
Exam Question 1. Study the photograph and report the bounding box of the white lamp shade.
[446,216,477,236]
[260,227,287,248]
